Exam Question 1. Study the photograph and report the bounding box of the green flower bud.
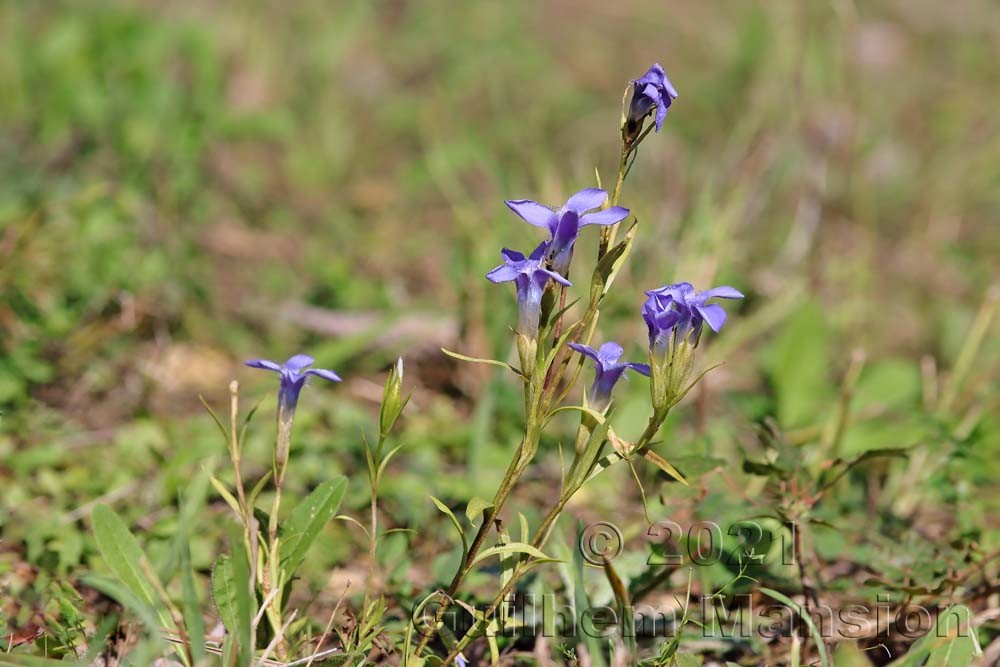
[379,357,408,438]
[649,337,696,413]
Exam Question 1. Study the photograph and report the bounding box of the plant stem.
[262,408,293,659]
[599,142,631,257]
[412,419,542,656]
[440,411,668,665]
[363,474,379,613]
[228,382,248,520]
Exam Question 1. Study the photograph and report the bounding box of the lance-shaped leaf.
[430,496,468,562]
[90,505,162,614]
[470,542,556,567]
[591,221,636,302]
[280,476,348,576]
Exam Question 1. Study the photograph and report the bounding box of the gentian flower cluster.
[568,341,650,412]
[641,282,743,410]
[625,63,678,144]
[505,188,630,275]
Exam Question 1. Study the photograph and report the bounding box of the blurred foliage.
[1,0,998,664]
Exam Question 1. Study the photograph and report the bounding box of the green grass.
[1,0,998,664]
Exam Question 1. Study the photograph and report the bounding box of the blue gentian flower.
[644,282,743,347]
[641,282,742,412]
[486,241,572,338]
[568,341,650,412]
[245,354,342,416]
[505,188,630,275]
[626,63,678,139]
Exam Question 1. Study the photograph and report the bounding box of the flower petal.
[635,63,666,87]
[486,264,520,283]
[627,362,652,377]
[245,359,281,372]
[528,240,549,261]
[551,210,580,252]
[700,286,744,300]
[540,268,572,287]
[563,188,607,213]
[505,199,557,229]
[501,247,526,263]
[306,368,342,383]
[580,207,630,227]
[285,354,315,371]
[654,96,668,131]
[568,342,600,362]
[697,304,728,332]
[650,282,694,303]
[597,341,624,365]
[663,74,679,100]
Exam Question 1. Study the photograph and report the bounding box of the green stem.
[599,142,630,258]
[263,408,293,658]
[412,417,543,656]
[440,410,668,665]
[363,470,379,614]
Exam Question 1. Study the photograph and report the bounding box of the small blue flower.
[568,341,650,411]
[455,655,469,667]
[627,63,678,138]
[245,354,341,415]
[505,188,630,275]
[643,282,743,350]
[486,241,572,338]
[641,283,741,411]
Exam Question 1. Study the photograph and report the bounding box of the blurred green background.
[1,0,998,662]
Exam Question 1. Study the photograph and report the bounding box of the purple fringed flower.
[569,341,650,411]
[505,188,630,275]
[643,282,744,351]
[486,241,572,337]
[626,63,678,141]
[245,354,342,415]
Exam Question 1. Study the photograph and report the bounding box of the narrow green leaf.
[470,542,554,567]
[377,442,406,481]
[246,470,273,507]
[548,403,607,424]
[210,475,243,518]
[180,544,206,664]
[643,450,689,485]
[199,395,229,441]
[592,221,636,299]
[279,476,348,576]
[441,348,521,375]
[431,496,469,561]
[541,320,582,372]
[90,505,160,610]
[518,513,530,544]
[760,587,830,667]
